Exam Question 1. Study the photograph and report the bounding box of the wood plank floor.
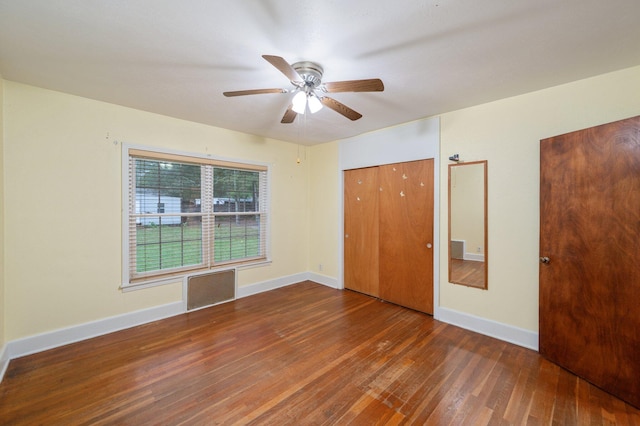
[450,258,485,288]
[1,281,638,425]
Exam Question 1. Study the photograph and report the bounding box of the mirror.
[448,160,488,289]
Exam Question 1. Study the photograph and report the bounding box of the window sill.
[120,259,272,292]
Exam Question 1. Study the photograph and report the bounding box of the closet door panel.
[378,159,434,314]
[344,167,380,297]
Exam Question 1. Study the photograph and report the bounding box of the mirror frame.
[448,160,488,289]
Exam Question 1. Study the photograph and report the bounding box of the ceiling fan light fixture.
[292,91,307,114]
[308,94,323,113]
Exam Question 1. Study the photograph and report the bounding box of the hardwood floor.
[1,281,638,425]
[450,258,485,288]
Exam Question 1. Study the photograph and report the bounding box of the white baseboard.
[464,253,485,262]
[5,302,184,364]
[438,307,539,351]
[236,272,308,298]
[306,272,339,289]
[0,343,9,383]
[236,272,338,298]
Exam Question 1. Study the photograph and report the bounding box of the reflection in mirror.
[448,160,488,289]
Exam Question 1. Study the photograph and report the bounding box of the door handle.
[540,256,550,264]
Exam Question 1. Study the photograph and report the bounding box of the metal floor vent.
[186,269,236,311]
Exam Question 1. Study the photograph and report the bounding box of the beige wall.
[439,65,640,331]
[308,141,340,278]
[0,78,5,348]
[3,81,309,341]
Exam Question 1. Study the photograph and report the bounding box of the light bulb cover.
[292,91,307,114]
[308,94,323,113]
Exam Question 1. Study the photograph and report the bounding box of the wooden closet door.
[539,116,640,409]
[344,167,379,297]
[378,159,434,314]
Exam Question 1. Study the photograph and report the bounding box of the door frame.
[337,117,441,319]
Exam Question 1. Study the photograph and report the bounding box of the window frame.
[121,144,271,290]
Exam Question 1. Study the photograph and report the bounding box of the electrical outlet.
[318,264,323,272]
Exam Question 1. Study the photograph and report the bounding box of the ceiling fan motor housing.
[292,61,324,90]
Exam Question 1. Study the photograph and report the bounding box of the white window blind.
[125,148,268,285]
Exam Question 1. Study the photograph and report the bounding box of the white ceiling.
[1,1,639,145]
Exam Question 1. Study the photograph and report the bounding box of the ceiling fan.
[223,55,384,123]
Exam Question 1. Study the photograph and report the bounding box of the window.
[124,148,269,286]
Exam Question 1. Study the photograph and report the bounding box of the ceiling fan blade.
[223,88,285,97]
[281,105,297,124]
[320,97,363,121]
[262,55,302,82]
[323,78,384,93]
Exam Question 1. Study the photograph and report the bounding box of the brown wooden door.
[378,160,434,314]
[344,167,379,297]
[539,116,640,409]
